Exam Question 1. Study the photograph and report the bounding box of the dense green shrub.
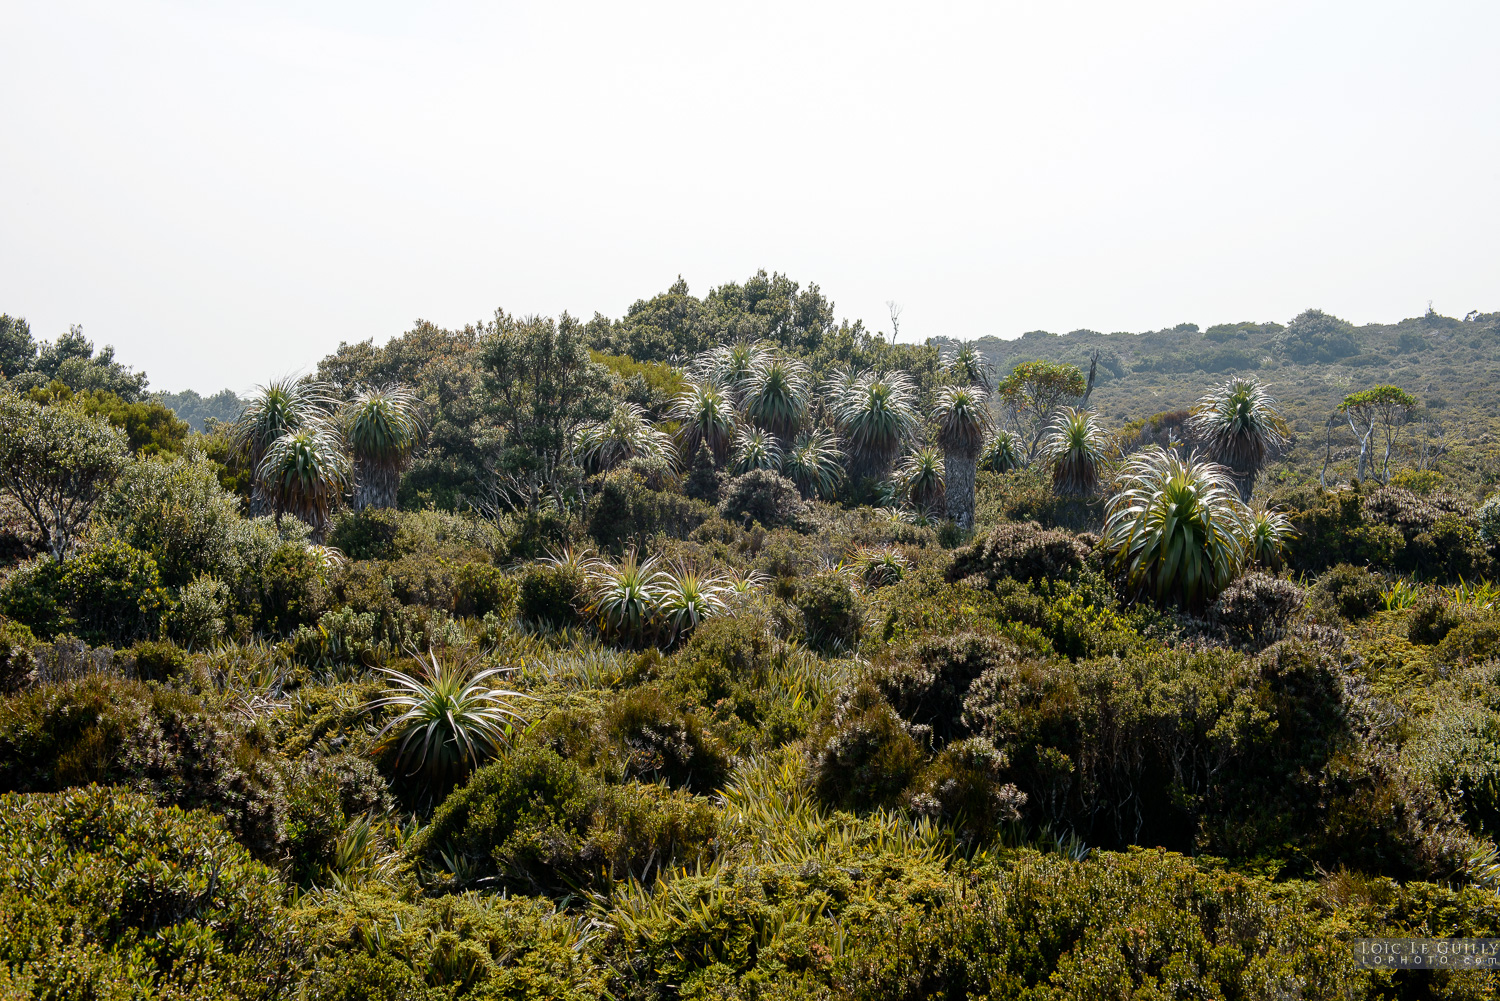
[1282,487,1403,573]
[408,746,717,894]
[946,520,1089,586]
[517,562,585,627]
[603,686,732,792]
[165,574,230,648]
[1409,594,1465,645]
[326,506,402,561]
[717,468,807,529]
[811,683,924,811]
[586,465,712,550]
[129,638,190,682]
[1212,571,1304,646]
[794,570,862,653]
[92,454,244,587]
[874,631,1020,745]
[57,540,171,646]
[1311,563,1385,621]
[0,618,35,692]
[0,676,287,860]
[0,785,295,999]
[906,737,1026,839]
[282,752,395,888]
[1435,616,1500,666]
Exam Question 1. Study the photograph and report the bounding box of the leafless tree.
[886,301,903,343]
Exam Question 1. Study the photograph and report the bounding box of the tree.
[28,325,148,401]
[947,343,993,393]
[1340,385,1417,483]
[932,384,991,528]
[342,383,428,509]
[741,352,810,444]
[1187,375,1289,501]
[832,370,920,478]
[0,314,37,379]
[573,401,674,474]
[669,380,737,465]
[255,422,351,539]
[1040,407,1108,496]
[0,395,129,560]
[783,429,844,500]
[480,311,611,486]
[231,378,335,516]
[996,360,1087,462]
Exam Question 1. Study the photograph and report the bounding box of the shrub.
[874,631,1021,745]
[0,786,294,998]
[91,454,244,587]
[1409,594,1465,645]
[0,558,68,638]
[408,745,717,894]
[1281,487,1403,573]
[326,505,402,561]
[717,468,807,529]
[947,520,1088,587]
[906,737,1027,839]
[130,638,190,682]
[811,683,925,812]
[1435,617,1500,666]
[603,687,732,793]
[587,466,712,550]
[794,570,862,653]
[1311,563,1384,621]
[1479,493,1500,554]
[166,574,230,648]
[517,563,585,627]
[0,675,287,860]
[1408,513,1493,581]
[282,752,394,888]
[58,539,170,646]
[0,618,35,692]
[1212,571,1304,646]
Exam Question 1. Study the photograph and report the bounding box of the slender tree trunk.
[944,449,978,529]
[354,459,400,510]
[1320,417,1334,488]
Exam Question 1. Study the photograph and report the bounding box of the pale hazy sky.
[3,1,1496,393]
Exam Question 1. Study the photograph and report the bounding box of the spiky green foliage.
[895,446,945,511]
[1245,506,1293,569]
[370,648,528,784]
[847,546,909,588]
[692,341,769,401]
[255,420,352,537]
[1187,376,1289,501]
[668,380,737,463]
[978,429,1021,473]
[782,429,844,500]
[655,566,732,644]
[948,343,993,392]
[1040,407,1109,496]
[729,426,782,474]
[832,370,920,476]
[584,549,667,646]
[933,384,991,527]
[1102,447,1251,606]
[341,383,427,510]
[231,378,334,515]
[742,353,810,442]
[574,402,675,473]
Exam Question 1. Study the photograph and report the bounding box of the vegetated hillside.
[2,280,1500,999]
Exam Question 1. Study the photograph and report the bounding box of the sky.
[2,0,1497,394]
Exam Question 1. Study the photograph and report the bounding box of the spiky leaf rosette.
[932,384,991,456]
[848,546,909,588]
[730,426,782,474]
[669,380,737,463]
[1102,447,1251,607]
[255,420,352,533]
[341,383,427,509]
[586,549,667,646]
[895,446,945,510]
[574,402,675,473]
[742,353,810,441]
[370,648,528,784]
[655,565,732,644]
[231,377,335,469]
[1040,407,1109,496]
[978,430,1021,473]
[1187,376,1288,497]
[783,429,844,499]
[948,344,993,392]
[833,370,920,476]
[1245,506,1293,569]
[691,341,770,401]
